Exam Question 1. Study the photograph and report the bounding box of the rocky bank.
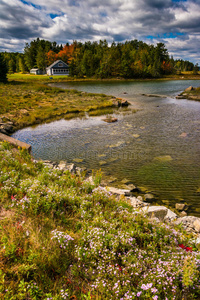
[42,159,200,243]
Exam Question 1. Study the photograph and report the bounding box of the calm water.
[12,80,200,215]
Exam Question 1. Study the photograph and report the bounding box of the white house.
[30,68,45,75]
[46,60,69,76]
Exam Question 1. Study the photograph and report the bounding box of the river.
[12,80,200,215]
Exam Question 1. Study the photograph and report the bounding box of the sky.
[0,0,200,63]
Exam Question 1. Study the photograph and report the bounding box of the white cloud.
[0,0,200,62]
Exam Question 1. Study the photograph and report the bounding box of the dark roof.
[46,60,69,69]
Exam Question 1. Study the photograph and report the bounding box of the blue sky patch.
[146,32,185,39]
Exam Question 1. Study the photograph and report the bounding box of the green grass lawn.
[0,77,115,130]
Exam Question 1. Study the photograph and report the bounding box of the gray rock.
[164,209,177,222]
[194,219,200,233]
[58,161,68,170]
[66,163,76,174]
[106,186,131,197]
[144,193,155,202]
[127,196,149,208]
[174,216,200,233]
[179,211,187,217]
[140,206,168,221]
[137,196,143,202]
[185,86,194,92]
[175,203,188,211]
[122,184,139,192]
[1,124,13,133]
[0,128,8,135]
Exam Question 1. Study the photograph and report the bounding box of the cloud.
[0,0,199,63]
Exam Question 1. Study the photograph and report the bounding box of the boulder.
[127,196,149,208]
[185,86,194,92]
[140,206,168,221]
[174,216,200,233]
[122,184,140,192]
[66,163,77,174]
[179,211,187,217]
[121,99,129,107]
[175,203,188,211]
[1,123,13,133]
[164,209,178,222]
[106,186,131,197]
[144,193,155,202]
[194,219,200,233]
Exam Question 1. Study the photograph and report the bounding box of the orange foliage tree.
[46,50,58,66]
[57,44,75,63]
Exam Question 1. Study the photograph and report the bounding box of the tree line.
[0,38,198,81]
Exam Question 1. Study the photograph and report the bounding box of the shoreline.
[1,80,200,233]
[1,130,199,239]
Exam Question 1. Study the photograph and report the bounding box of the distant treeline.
[1,38,197,78]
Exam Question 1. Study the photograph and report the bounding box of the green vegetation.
[1,38,197,79]
[0,141,200,299]
[0,53,8,82]
[179,86,200,101]
[0,79,115,130]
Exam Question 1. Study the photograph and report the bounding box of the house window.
[58,63,63,67]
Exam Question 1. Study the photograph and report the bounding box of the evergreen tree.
[0,53,8,82]
[36,45,47,71]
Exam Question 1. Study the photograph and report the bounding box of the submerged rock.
[153,155,173,162]
[102,117,118,123]
[144,193,156,202]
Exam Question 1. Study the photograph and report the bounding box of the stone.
[140,206,168,221]
[106,186,131,197]
[66,163,76,174]
[164,209,177,222]
[0,128,8,135]
[144,193,155,202]
[138,186,149,193]
[185,86,194,92]
[153,155,173,162]
[132,134,140,138]
[58,161,67,170]
[102,117,118,123]
[175,203,188,211]
[137,196,143,202]
[179,132,187,138]
[174,216,200,233]
[121,178,132,184]
[176,95,186,99]
[1,123,13,133]
[179,211,187,217]
[99,160,107,166]
[128,197,149,208]
[73,158,84,163]
[122,184,139,192]
[121,99,129,107]
[193,219,200,233]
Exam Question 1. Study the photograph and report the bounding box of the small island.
[176,86,200,101]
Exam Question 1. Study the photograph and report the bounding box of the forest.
[1,38,197,79]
